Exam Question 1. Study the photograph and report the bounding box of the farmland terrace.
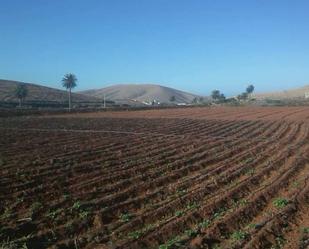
[0,106,308,249]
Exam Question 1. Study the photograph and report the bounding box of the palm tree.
[14,84,28,107]
[62,73,77,111]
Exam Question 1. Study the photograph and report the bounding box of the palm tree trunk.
[69,88,71,111]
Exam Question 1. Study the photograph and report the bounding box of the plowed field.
[0,107,308,249]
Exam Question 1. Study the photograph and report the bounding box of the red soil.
[0,106,308,249]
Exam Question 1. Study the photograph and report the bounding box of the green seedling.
[128,230,143,239]
[1,208,12,220]
[198,219,211,229]
[71,201,81,211]
[159,236,181,249]
[79,210,90,219]
[175,210,184,217]
[273,198,288,209]
[30,201,43,215]
[119,213,132,222]
[231,230,247,241]
[185,229,198,237]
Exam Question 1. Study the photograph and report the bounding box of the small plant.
[16,197,24,205]
[126,224,155,240]
[175,210,184,217]
[198,219,211,229]
[63,193,70,200]
[185,229,198,237]
[273,198,289,209]
[247,223,257,229]
[119,213,132,222]
[213,207,226,220]
[270,236,285,249]
[158,236,181,249]
[186,202,199,210]
[239,199,248,206]
[46,208,62,220]
[299,227,309,249]
[176,189,187,196]
[292,181,300,188]
[30,201,43,215]
[64,221,75,233]
[231,230,247,241]
[128,230,142,239]
[245,168,255,176]
[1,208,12,220]
[71,201,81,211]
[0,238,28,249]
[0,239,18,249]
[79,210,90,219]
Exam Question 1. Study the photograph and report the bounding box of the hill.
[254,85,309,100]
[0,79,99,103]
[80,84,201,104]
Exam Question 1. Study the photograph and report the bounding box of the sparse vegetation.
[1,107,308,249]
[211,90,226,103]
[119,213,132,222]
[231,230,247,241]
[273,198,289,209]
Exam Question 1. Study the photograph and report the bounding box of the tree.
[246,84,255,94]
[170,95,176,102]
[219,93,226,102]
[14,84,28,107]
[211,90,225,103]
[62,73,77,111]
[211,90,221,100]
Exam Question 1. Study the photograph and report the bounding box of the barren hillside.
[254,85,309,99]
[80,84,201,103]
[0,79,99,103]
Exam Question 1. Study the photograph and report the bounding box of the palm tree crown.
[62,73,77,89]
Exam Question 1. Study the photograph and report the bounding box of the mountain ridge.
[80,83,201,104]
[254,85,309,99]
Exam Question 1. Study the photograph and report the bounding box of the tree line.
[210,84,255,103]
[14,75,254,108]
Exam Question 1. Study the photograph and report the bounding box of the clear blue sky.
[1,0,309,96]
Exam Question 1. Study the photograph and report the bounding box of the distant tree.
[246,84,255,94]
[170,96,176,102]
[211,90,221,100]
[199,97,204,103]
[211,90,226,103]
[62,73,77,111]
[219,93,226,102]
[14,84,28,107]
